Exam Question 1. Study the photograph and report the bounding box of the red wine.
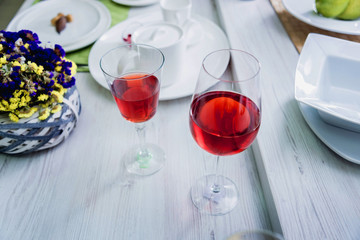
[111,73,160,123]
[189,91,261,156]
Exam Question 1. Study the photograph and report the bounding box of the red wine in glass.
[100,44,165,176]
[111,73,160,123]
[189,91,261,156]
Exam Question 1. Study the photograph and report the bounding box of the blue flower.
[57,73,65,83]
[63,77,76,88]
[54,44,65,58]
[12,66,21,72]
[9,54,21,61]
[17,30,40,44]
[19,45,28,53]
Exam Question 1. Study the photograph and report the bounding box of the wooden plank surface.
[0,0,273,239]
[216,0,360,239]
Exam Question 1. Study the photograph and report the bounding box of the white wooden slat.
[216,0,360,239]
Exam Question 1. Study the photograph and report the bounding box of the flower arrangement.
[0,30,76,122]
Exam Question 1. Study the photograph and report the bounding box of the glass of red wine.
[189,49,261,215]
[100,44,165,176]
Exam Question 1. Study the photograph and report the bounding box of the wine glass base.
[123,143,165,176]
[190,174,239,215]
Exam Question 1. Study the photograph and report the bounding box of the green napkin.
[33,0,129,72]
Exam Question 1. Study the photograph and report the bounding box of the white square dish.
[295,33,360,133]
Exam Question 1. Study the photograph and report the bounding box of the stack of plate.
[295,33,360,164]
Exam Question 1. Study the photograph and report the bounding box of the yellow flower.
[13,90,21,98]
[20,64,27,72]
[24,43,29,49]
[20,96,29,108]
[0,102,6,111]
[31,62,37,68]
[9,103,18,110]
[51,104,62,113]
[9,113,19,122]
[12,61,21,67]
[11,90,31,108]
[37,94,49,101]
[9,97,19,103]
[70,62,77,75]
[18,107,38,119]
[27,61,41,74]
[0,56,6,66]
[51,90,63,103]
[1,99,9,107]
[38,108,50,121]
[0,44,3,52]
[9,97,19,110]
[55,66,62,72]
[35,65,44,75]
[54,83,66,95]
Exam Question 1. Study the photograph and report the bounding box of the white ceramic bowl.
[295,33,360,133]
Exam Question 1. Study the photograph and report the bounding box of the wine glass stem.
[211,156,221,193]
[135,122,152,168]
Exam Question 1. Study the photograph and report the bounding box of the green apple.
[316,0,350,18]
[337,0,360,20]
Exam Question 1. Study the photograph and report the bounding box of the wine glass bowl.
[110,73,160,123]
[100,44,165,176]
[189,91,260,156]
[189,49,261,215]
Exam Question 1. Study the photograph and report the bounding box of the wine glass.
[227,230,284,240]
[189,49,261,215]
[100,44,165,176]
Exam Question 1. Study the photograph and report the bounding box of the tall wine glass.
[189,49,261,215]
[100,44,165,176]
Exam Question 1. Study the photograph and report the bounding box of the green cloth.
[33,0,129,72]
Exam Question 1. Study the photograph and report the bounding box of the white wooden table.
[1,0,360,239]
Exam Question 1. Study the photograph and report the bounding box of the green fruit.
[316,0,350,17]
[337,0,360,20]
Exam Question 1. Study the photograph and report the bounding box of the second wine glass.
[100,44,165,176]
[189,49,261,215]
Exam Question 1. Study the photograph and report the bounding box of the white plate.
[112,0,159,7]
[282,0,360,35]
[7,0,111,52]
[88,12,229,101]
[298,102,360,164]
[295,33,360,133]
